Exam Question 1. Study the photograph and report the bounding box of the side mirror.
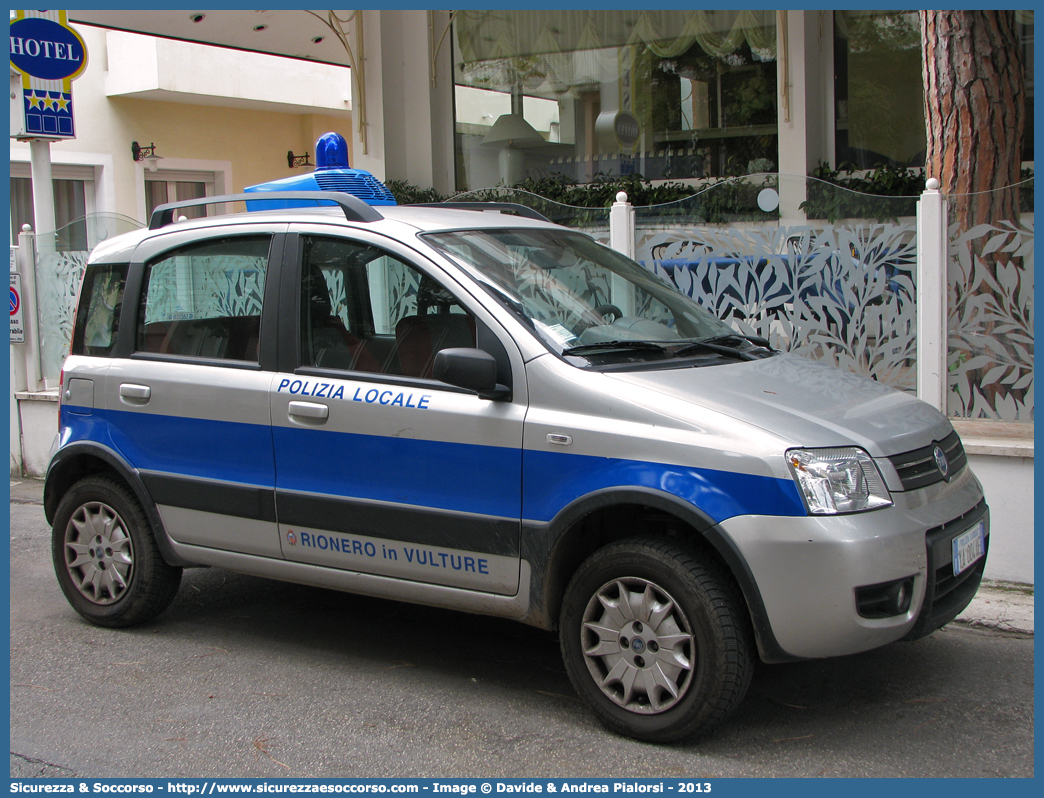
[433,348,511,401]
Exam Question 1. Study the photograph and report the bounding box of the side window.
[70,263,127,357]
[300,236,475,379]
[137,236,270,362]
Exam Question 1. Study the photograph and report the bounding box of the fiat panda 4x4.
[46,149,988,743]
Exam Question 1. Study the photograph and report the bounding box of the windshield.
[424,228,744,365]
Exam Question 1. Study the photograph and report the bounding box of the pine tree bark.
[921,11,1029,420]
[920,11,1025,229]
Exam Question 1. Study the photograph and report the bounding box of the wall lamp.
[288,150,314,169]
[131,141,163,172]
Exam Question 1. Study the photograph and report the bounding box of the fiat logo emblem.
[933,446,949,478]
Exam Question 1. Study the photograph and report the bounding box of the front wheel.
[559,538,753,742]
[52,476,182,627]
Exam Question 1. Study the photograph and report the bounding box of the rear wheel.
[560,538,753,742]
[52,476,182,627]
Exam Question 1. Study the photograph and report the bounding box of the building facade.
[10,24,354,241]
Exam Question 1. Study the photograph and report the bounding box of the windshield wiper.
[560,340,670,357]
[674,334,774,361]
[700,333,772,348]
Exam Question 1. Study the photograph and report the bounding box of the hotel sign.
[9,10,88,139]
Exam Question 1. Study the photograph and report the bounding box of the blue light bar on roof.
[243,132,397,210]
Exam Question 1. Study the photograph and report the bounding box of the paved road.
[9,500,1034,779]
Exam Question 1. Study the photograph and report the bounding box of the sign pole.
[28,138,56,252]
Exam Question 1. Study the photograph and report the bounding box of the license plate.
[952,521,985,576]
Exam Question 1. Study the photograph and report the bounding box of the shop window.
[834,10,1034,170]
[452,10,777,189]
[833,11,925,170]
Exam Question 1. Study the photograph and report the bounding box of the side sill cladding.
[166,539,534,621]
[521,486,803,662]
[44,441,199,568]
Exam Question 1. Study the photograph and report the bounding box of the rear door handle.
[119,383,151,403]
[288,401,329,422]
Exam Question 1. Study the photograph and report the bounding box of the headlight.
[787,447,892,514]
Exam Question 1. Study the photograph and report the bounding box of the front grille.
[902,499,989,641]
[888,429,968,491]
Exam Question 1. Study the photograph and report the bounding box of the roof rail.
[413,202,551,223]
[148,191,385,230]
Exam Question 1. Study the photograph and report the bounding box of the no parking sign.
[11,272,25,343]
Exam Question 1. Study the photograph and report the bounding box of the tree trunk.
[921,11,1030,421]
[920,11,1025,229]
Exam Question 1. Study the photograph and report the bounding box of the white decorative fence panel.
[947,216,1034,421]
[35,250,89,382]
[634,222,918,393]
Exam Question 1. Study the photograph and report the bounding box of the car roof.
[88,203,575,264]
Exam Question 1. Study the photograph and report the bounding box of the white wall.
[10,356,23,477]
[970,453,1034,584]
[13,395,57,478]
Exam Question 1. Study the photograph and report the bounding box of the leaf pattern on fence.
[35,250,89,381]
[634,223,918,392]
[947,219,1034,421]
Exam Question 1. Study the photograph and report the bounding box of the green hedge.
[386,165,1033,223]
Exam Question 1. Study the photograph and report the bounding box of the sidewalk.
[954,580,1035,636]
[10,478,45,505]
[10,477,1034,635]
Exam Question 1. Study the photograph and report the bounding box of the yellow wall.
[110,96,353,189]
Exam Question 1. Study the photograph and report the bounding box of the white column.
[29,139,56,252]
[350,10,456,196]
[609,191,635,259]
[916,178,949,412]
[609,192,637,315]
[776,11,833,224]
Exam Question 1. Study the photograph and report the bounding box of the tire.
[51,476,182,627]
[559,538,753,743]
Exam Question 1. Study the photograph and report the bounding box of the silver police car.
[47,183,987,743]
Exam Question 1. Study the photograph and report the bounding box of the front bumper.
[719,465,987,660]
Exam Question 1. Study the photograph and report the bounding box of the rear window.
[70,263,128,357]
[136,236,271,363]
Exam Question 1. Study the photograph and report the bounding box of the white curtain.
[457,10,776,90]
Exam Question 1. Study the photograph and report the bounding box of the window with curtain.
[9,176,88,250]
[145,170,215,221]
[452,10,778,190]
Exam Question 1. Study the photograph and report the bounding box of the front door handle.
[288,401,329,422]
